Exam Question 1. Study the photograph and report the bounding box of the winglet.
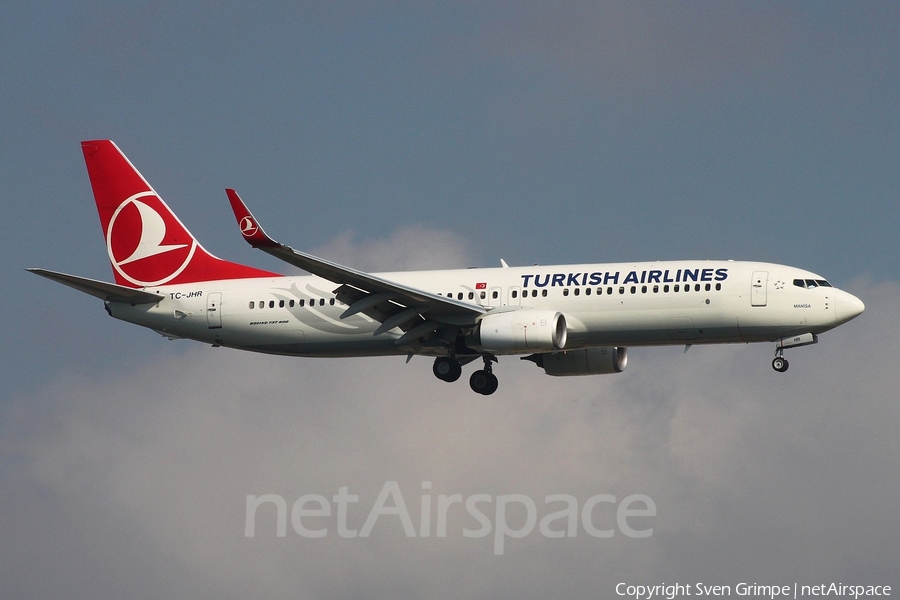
[226,189,279,248]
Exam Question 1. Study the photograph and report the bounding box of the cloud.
[1,230,897,598]
[309,226,474,272]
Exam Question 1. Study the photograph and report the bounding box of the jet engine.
[475,310,567,354]
[523,347,628,376]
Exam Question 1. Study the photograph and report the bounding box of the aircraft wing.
[226,190,485,344]
[28,269,165,303]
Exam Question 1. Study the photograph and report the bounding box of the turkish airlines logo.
[106,192,197,287]
[239,216,259,238]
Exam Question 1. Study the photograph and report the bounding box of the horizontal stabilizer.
[27,268,164,304]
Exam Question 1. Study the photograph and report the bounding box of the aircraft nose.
[834,289,865,325]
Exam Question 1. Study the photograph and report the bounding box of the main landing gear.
[432,355,499,395]
[469,356,499,396]
[433,356,462,382]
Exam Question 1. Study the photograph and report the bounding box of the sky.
[2,2,899,598]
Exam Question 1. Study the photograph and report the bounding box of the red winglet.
[226,189,279,248]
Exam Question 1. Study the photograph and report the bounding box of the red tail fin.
[82,140,278,288]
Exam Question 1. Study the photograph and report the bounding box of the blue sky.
[2,3,899,598]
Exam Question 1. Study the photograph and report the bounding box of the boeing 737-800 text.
[30,141,865,395]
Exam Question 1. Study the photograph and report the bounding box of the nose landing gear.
[771,333,818,372]
[772,351,789,373]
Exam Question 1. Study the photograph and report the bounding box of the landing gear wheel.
[469,370,499,395]
[433,357,462,382]
[484,372,498,395]
[772,357,789,372]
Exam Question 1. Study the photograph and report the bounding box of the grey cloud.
[309,226,475,272]
[2,222,896,600]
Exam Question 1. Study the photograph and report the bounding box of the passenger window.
[585,288,591,296]
[299,299,305,307]
[619,287,625,294]
[674,285,680,292]
[260,300,265,307]
[542,289,548,297]
[653,285,659,293]
[664,285,669,293]
[329,298,335,306]
[607,287,613,295]
[715,283,721,291]
[694,284,701,292]
[630,286,636,294]
[457,292,463,300]
[492,291,499,299]
[249,301,255,309]
[289,299,295,307]
[641,285,647,293]
[468,292,474,300]
[705,284,711,291]
[563,289,568,296]
[480,291,486,299]
[574,288,580,296]
[279,300,285,308]
[269,300,275,308]
[512,290,518,298]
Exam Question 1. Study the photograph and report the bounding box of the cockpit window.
[794,278,833,289]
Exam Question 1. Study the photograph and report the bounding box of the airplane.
[30,140,865,395]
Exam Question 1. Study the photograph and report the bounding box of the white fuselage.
[106,260,863,358]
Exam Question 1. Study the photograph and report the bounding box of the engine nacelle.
[525,347,628,376]
[476,310,567,354]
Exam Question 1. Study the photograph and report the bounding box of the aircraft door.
[488,287,502,308]
[207,292,223,329]
[751,272,767,307]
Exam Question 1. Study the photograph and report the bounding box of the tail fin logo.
[106,192,198,287]
[239,216,259,238]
